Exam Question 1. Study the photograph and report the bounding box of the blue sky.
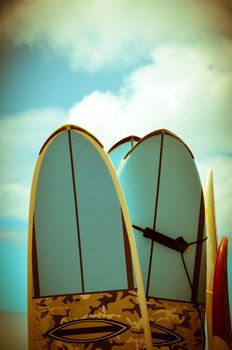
[0,44,129,115]
[0,0,232,314]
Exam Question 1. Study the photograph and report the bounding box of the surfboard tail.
[147,297,205,349]
[30,290,147,349]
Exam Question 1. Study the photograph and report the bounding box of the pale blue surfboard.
[119,129,206,349]
[28,125,152,350]
[108,136,140,171]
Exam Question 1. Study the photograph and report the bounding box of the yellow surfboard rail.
[204,168,218,350]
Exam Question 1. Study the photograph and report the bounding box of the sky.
[0,0,232,316]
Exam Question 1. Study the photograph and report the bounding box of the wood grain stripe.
[32,218,40,297]
[68,130,85,293]
[191,191,205,302]
[121,210,134,289]
[146,133,164,297]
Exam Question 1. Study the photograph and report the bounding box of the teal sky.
[0,44,130,116]
[0,0,232,317]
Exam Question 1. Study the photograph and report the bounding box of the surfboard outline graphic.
[119,128,206,349]
[150,323,184,346]
[28,124,153,350]
[47,318,130,343]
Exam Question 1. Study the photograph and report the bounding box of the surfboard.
[204,168,218,350]
[28,125,153,350]
[212,236,232,350]
[118,129,206,349]
[108,136,140,171]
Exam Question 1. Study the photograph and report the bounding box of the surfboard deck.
[28,125,152,350]
[108,136,140,171]
[118,129,206,349]
[212,236,232,350]
[204,168,218,350]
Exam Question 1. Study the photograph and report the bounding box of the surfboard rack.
[132,225,189,253]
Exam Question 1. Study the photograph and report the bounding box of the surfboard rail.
[204,168,218,350]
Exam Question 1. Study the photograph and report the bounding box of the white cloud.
[69,91,128,147]
[69,44,232,152]
[0,75,231,235]
[1,0,232,71]
[69,43,232,236]
[0,40,231,238]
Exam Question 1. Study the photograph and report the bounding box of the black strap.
[181,252,206,348]
[133,225,192,253]
[133,223,207,347]
[133,224,206,346]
